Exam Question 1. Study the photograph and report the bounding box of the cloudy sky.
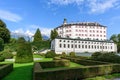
[0,0,120,38]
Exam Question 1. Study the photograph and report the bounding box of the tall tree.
[33,28,42,42]
[50,29,58,40]
[0,19,10,43]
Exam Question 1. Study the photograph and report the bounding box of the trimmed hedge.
[63,57,109,66]
[0,64,13,79]
[33,62,120,80]
[39,59,70,68]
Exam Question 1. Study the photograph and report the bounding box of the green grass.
[69,62,83,67]
[2,63,33,80]
[84,73,120,80]
[1,54,120,80]
[33,54,43,58]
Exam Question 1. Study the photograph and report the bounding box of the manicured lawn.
[1,54,120,80]
[2,63,33,80]
[69,62,83,67]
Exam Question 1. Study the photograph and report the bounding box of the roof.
[56,22,106,29]
[55,37,114,43]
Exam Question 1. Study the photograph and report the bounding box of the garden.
[1,51,120,80]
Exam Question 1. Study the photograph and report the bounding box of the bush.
[91,52,120,63]
[61,52,67,57]
[0,56,4,62]
[0,49,13,59]
[45,51,56,58]
[69,52,75,57]
[15,37,33,63]
[91,52,102,60]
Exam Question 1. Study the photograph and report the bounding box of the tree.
[0,19,10,43]
[33,28,42,42]
[110,34,118,44]
[0,38,4,51]
[15,37,33,63]
[110,34,120,53]
[50,29,58,40]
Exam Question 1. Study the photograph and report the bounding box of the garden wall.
[33,62,120,80]
[0,64,13,79]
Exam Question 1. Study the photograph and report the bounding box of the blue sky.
[0,0,120,38]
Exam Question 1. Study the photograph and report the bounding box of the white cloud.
[88,0,119,13]
[49,0,84,5]
[0,10,22,22]
[48,0,119,14]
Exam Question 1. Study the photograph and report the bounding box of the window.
[111,46,112,49]
[82,45,84,48]
[92,45,93,49]
[59,40,61,42]
[68,44,70,48]
[75,45,77,48]
[64,44,66,48]
[95,46,96,49]
[59,44,62,48]
[89,45,90,49]
[85,45,87,48]
[79,45,80,48]
[71,44,73,48]
[97,46,99,49]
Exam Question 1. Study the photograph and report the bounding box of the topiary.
[45,51,56,58]
[15,37,33,63]
[61,52,67,57]
[69,52,75,57]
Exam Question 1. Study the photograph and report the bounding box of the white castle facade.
[51,19,117,54]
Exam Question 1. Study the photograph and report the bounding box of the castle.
[51,19,117,54]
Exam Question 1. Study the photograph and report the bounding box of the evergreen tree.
[33,28,42,42]
[50,29,58,40]
[0,19,10,43]
[15,37,33,63]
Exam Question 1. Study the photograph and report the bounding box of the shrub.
[69,52,75,57]
[15,37,33,63]
[61,52,67,57]
[91,52,120,63]
[0,49,13,59]
[0,56,4,62]
[91,52,102,60]
[45,51,56,58]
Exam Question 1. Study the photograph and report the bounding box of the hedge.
[39,59,70,68]
[63,57,109,66]
[0,64,13,79]
[33,62,120,80]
